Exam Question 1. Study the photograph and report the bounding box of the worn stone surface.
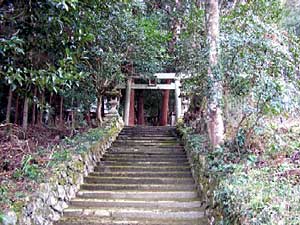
[2,118,123,225]
[55,126,207,225]
[178,128,222,224]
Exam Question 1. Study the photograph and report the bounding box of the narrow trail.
[56,126,207,225]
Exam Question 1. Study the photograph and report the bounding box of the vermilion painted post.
[137,90,145,125]
[160,79,171,126]
[129,81,135,126]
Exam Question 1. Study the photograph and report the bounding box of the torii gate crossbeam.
[123,73,184,126]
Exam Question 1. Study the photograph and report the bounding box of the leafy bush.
[0,185,10,205]
[48,150,71,167]
[12,155,41,181]
[215,165,300,225]
[1,119,120,214]
[0,213,4,223]
[178,123,300,225]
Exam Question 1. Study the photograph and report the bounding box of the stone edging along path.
[2,118,124,225]
[177,125,221,225]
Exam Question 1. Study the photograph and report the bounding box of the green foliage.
[186,133,208,154]
[1,1,170,116]
[46,118,119,168]
[48,150,71,167]
[180,114,300,225]
[0,185,10,205]
[215,165,300,225]
[281,0,300,35]
[13,155,41,181]
[0,213,3,223]
[1,119,120,214]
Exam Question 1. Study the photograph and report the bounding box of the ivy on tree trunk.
[206,0,224,148]
[22,97,29,131]
[97,95,103,125]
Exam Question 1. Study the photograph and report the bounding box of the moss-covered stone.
[177,123,222,224]
[3,117,124,225]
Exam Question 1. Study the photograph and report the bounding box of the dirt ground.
[0,124,72,180]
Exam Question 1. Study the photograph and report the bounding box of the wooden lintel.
[153,73,190,79]
[133,83,176,90]
[117,83,177,90]
[154,73,177,79]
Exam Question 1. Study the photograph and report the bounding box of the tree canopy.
[1,0,300,224]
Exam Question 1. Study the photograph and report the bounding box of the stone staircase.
[55,126,207,225]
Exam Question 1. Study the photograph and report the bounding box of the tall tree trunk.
[206,0,224,148]
[32,87,37,125]
[97,95,103,126]
[14,95,19,124]
[162,1,182,125]
[71,110,75,135]
[86,111,91,127]
[38,91,45,125]
[6,87,13,123]
[22,97,29,131]
[48,92,53,126]
[223,85,229,132]
[101,97,105,119]
[59,95,64,128]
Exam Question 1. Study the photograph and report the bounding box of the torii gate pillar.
[123,73,184,125]
[124,77,132,126]
[129,85,135,126]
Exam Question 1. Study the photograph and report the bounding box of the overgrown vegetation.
[177,0,300,224]
[1,0,300,224]
[179,122,300,224]
[0,118,119,215]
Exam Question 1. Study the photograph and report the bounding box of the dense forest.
[1,0,300,224]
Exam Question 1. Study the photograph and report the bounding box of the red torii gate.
[123,73,183,126]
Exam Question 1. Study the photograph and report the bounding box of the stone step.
[70,198,201,209]
[62,207,204,220]
[107,149,186,157]
[123,126,176,129]
[84,176,195,185]
[76,190,199,200]
[101,157,189,163]
[120,129,176,136]
[110,145,184,150]
[112,142,181,147]
[55,217,207,225]
[121,128,175,132]
[122,126,175,129]
[114,139,179,142]
[94,165,190,173]
[111,145,182,149]
[88,171,192,178]
[57,126,206,225]
[97,161,189,167]
[120,130,176,134]
[120,131,174,134]
[115,139,178,143]
[110,145,184,149]
[118,135,176,138]
[112,143,184,150]
[117,136,177,140]
[103,153,187,159]
[80,183,196,191]
[108,150,185,155]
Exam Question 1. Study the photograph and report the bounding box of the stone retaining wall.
[178,126,223,224]
[2,118,123,225]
